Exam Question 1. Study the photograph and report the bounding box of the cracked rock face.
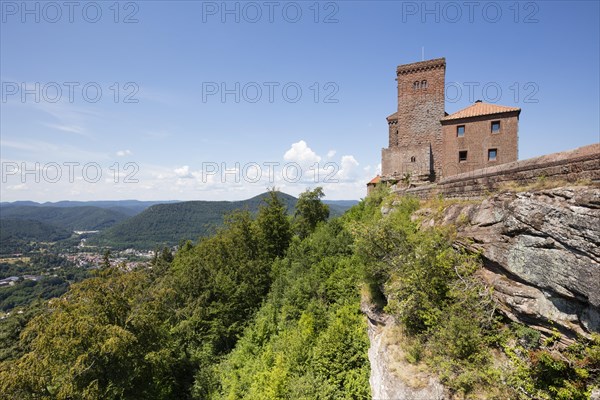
[440,186,600,339]
[361,300,448,400]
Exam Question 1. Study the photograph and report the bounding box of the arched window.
[413,81,420,90]
[410,156,416,163]
[421,80,428,89]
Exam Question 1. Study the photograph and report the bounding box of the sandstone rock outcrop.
[437,186,600,340]
[361,299,448,400]
[368,185,599,397]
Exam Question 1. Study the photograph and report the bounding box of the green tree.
[166,211,275,396]
[0,269,186,399]
[256,189,292,260]
[217,219,370,399]
[160,247,174,263]
[101,249,111,269]
[293,187,329,239]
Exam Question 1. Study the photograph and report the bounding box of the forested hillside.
[92,192,298,249]
[93,192,354,250]
[0,205,128,231]
[0,219,72,254]
[0,194,356,251]
[1,188,598,399]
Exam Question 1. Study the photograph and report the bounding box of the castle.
[371,58,521,190]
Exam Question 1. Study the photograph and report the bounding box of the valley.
[0,192,357,315]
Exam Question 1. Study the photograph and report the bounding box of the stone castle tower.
[382,58,446,181]
[376,57,520,189]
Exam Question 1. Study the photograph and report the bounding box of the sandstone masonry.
[403,143,599,200]
[379,58,521,185]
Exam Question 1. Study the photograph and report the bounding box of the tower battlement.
[396,57,446,75]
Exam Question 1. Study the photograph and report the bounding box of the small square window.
[457,125,465,137]
[491,121,501,133]
[488,148,497,161]
[459,150,468,162]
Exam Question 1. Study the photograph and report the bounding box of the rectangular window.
[459,150,468,162]
[457,125,465,137]
[491,121,501,133]
[488,148,497,161]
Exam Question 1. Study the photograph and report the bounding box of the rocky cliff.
[368,184,600,398]
[361,300,448,400]
[435,185,600,342]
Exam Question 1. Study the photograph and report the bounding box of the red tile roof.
[441,101,520,121]
[367,175,381,185]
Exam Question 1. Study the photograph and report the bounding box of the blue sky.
[1,0,599,201]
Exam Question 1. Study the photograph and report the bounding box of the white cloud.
[174,165,193,178]
[144,130,172,139]
[283,140,321,166]
[0,139,40,152]
[337,155,360,181]
[0,139,374,202]
[0,138,108,161]
[44,123,85,135]
[31,100,100,140]
[6,183,27,191]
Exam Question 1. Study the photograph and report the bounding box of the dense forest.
[0,219,72,254]
[0,195,356,252]
[0,188,598,399]
[0,205,129,231]
[91,192,299,250]
[92,193,353,250]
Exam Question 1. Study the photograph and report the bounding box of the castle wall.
[382,144,431,178]
[396,144,600,199]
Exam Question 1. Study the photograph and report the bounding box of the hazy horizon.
[0,191,361,204]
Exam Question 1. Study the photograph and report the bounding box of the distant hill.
[0,206,129,231]
[92,192,299,250]
[0,200,177,216]
[1,194,358,250]
[324,200,359,215]
[0,219,72,254]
